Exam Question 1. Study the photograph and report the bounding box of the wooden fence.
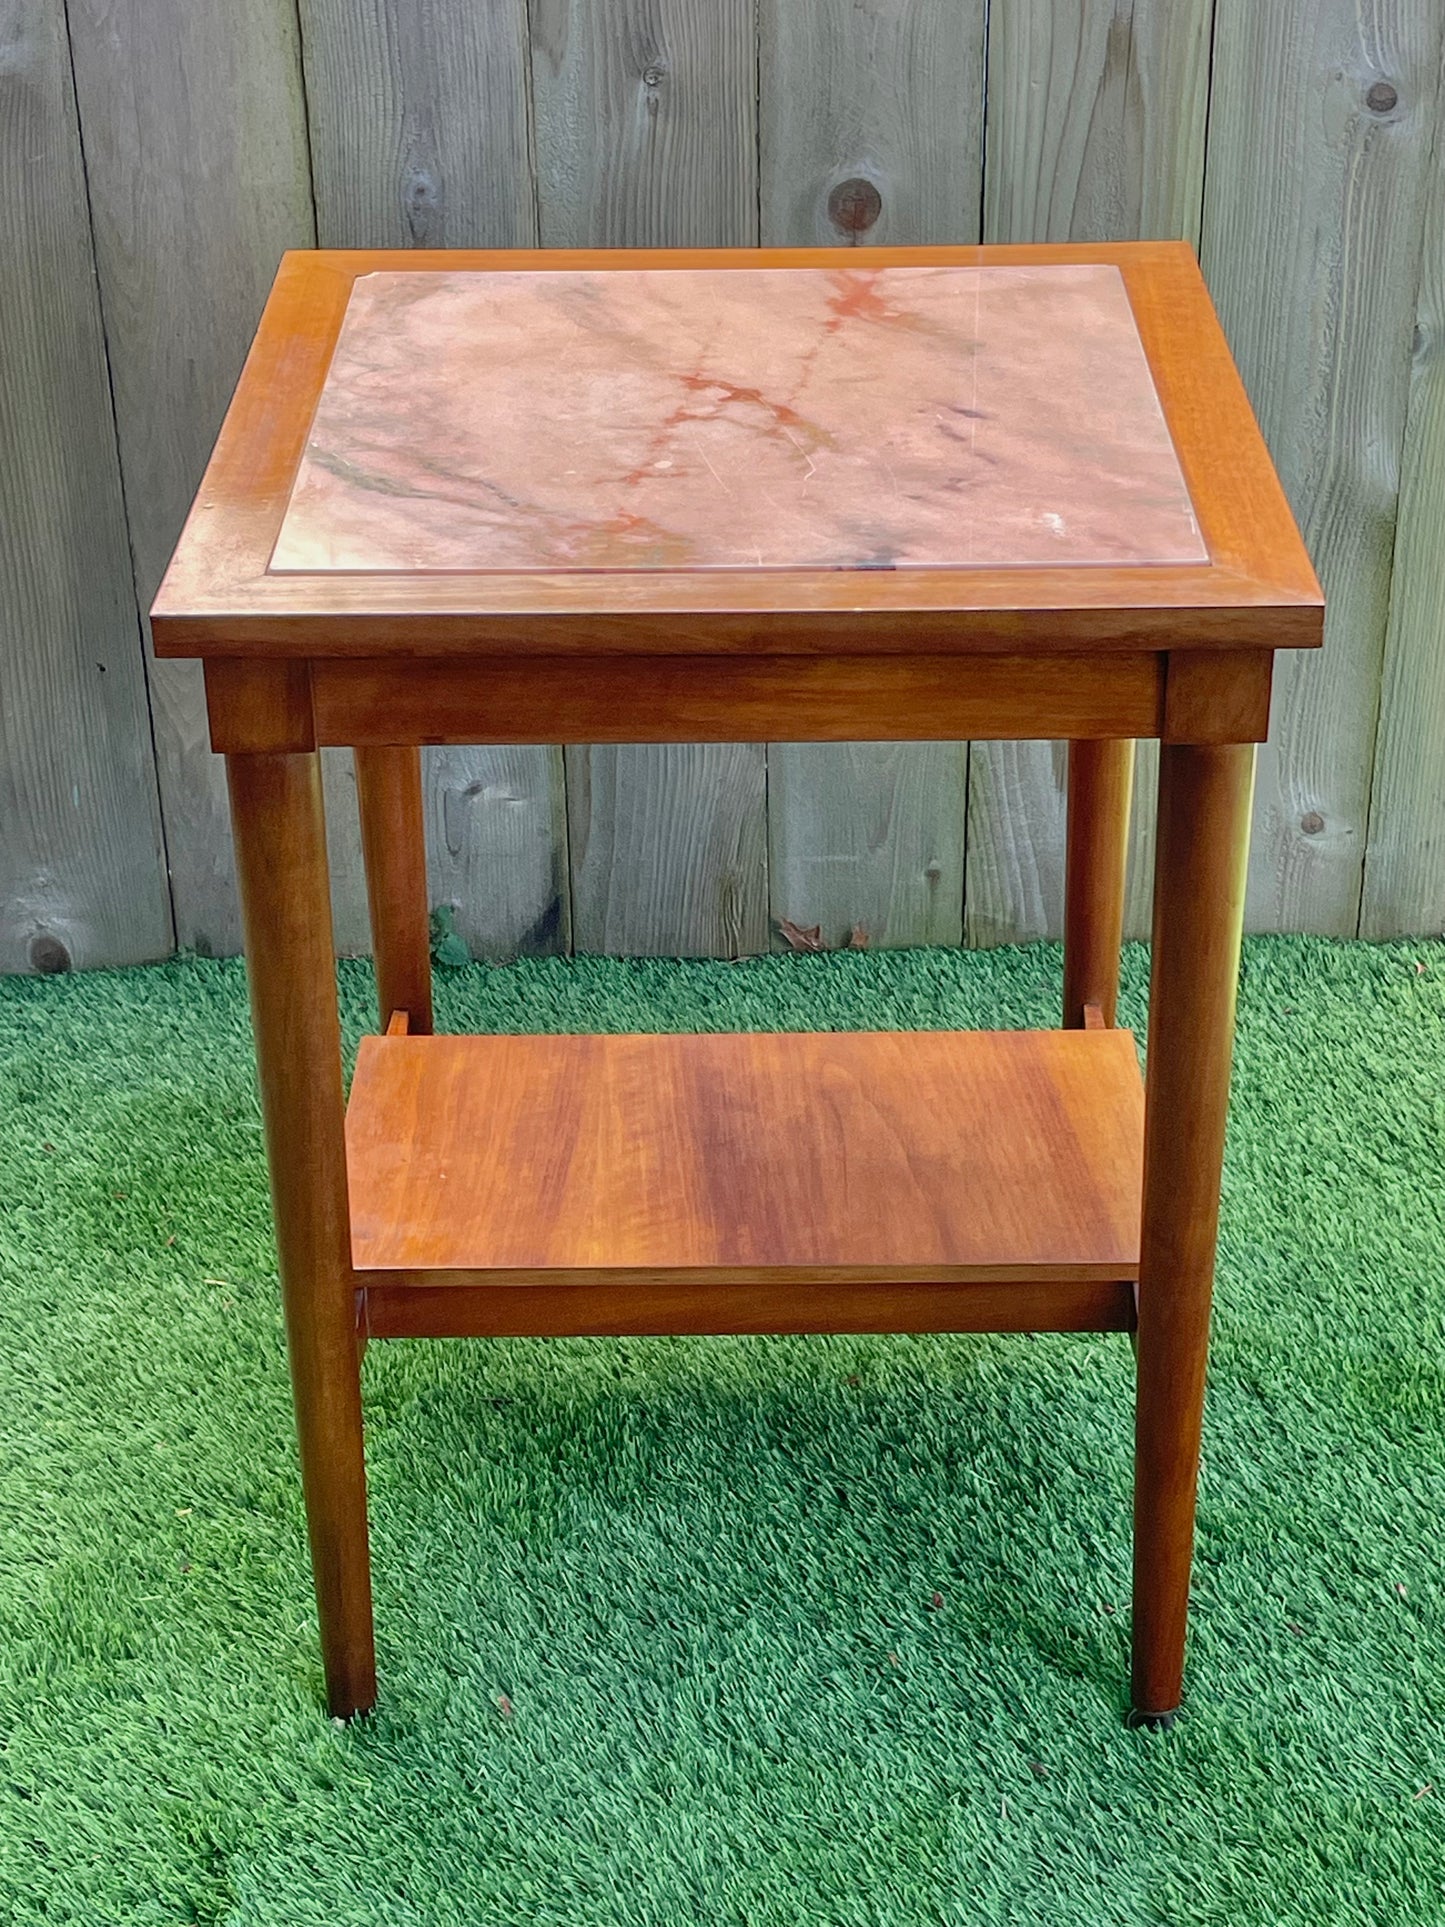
[2,0,1442,972]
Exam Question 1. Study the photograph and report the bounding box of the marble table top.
[271,263,1206,576]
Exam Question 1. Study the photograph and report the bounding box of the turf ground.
[1,938,1441,1924]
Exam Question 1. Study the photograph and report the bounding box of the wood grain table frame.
[154,243,1323,1730]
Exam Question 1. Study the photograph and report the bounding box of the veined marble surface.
[271,264,1206,574]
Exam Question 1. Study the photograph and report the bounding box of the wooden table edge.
[149,241,1323,653]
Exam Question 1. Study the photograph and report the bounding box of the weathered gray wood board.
[1203,0,1445,935]
[61,0,352,953]
[530,0,757,249]
[300,0,536,249]
[535,0,768,955]
[0,0,171,972]
[567,743,766,956]
[759,0,987,248]
[966,0,1214,946]
[962,740,1071,950]
[299,0,569,959]
[760,0,984,950]
[426,747,570,961]
[983,0,1213,245]
[768,744,967,951]
[1361,57,1445,938]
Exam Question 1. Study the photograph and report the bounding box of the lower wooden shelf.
[346,1027,1143,1339]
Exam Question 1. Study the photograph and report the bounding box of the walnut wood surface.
[361,1276,1135,1339]
[202,653,1166,755]
[226,751,375,1718]
[151,243,1322,658]
[168,233,1299,1732]
[1161,647,1273,743]
[303,653,1164,753]
[345,1028,1144,1282]
[1132,741,1255,1722]
[354,745,434,1033]
[1063,738,1133,1028]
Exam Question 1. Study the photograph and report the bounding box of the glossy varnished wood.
[361,1275,1135,1339]
[302,654,1164,752]
[1132,741,1255,1725]
[150,243,1322,659]
[354,745,433,1034]
[156,236,1318,1729]
[226,752,375,1718]
[203,653,1164,756]
[1162,648,1273,743]
[345,1028,1145,1283]
[1063,739,1134,1028]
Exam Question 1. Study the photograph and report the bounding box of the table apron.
[207,652,1150,752]
[314,651,1161,746]
[205,650,1275,752]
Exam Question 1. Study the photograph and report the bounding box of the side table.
[153,243,1323,1726]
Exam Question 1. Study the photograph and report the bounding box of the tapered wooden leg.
[1063,739,1134,1028]
[355,744,433,1034]
[1130,742,1254,1727]
[227,751,377,1718]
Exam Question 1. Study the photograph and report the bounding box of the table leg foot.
[1125,1706,1180,1734]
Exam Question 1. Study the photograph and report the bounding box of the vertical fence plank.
[530,0,766,955]
[759,0,986,248]
[0,0,171,972]
[759,0,983,950]
[984,1,1214,244]
[299,0,568,960]
[567,744,765,957]
[1361,65,1445,938]
[1203,0,1445,935]
[767,745,967,952]
[968,0,1214,947]
[429,746,572,960]
[530,0,756,249]
[64,0,339,955]
[301,0,536,248]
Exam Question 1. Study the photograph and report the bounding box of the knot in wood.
[29,932,71,973]
[827,176,882,235]
[1366,80,1398,114]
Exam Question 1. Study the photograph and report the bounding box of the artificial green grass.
[1,937,1442,1925]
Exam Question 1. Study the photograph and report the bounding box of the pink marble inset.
[271,264,1206,574]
